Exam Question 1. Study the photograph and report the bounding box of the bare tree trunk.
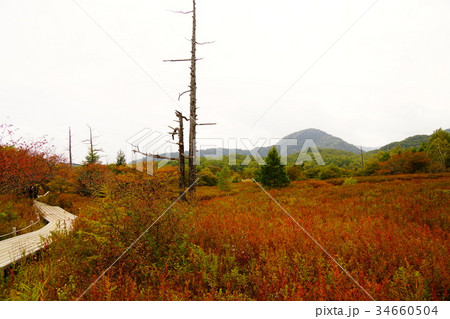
[69,127,73,167]
[88,125,94,155]
[188,0,197,192]
[176,111,186,189]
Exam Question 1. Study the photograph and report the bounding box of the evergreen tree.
[218,164,232,191]
[83,125,102,165]
[258,147,290,188]
[85,150,100,165]
[116,150,126,166]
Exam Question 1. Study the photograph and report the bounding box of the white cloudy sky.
[0,0,449,163]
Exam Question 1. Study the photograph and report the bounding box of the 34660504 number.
[376,306,438,316]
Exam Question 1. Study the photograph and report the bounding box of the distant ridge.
[379,135,429,152]
[379,128,450,152]
[199,128,450,157]
[132,127,450,163]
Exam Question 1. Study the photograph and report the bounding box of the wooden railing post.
[12,227,16,237]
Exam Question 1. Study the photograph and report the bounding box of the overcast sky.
[1,0,449,163]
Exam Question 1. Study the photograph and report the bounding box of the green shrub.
[343,177,357,186]
[218,165,232,191]
[198,168,218,186]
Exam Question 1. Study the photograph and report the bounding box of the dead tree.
[164,0,216,193]
[68,127,73,167]
[131,111,192,193]
[188,0,198,191]
[82,125,103,165]
[168,111,188,189]
[171,111,188,189]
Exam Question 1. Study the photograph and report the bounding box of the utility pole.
[360,146,364,169]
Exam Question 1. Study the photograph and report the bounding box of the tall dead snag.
[188,0,198,192]
[169,111,188,189]
[131,114,183,180]
[83,125,103,165]
[68,127,73,167]
[177,111,187,189]
[165,0,215,193]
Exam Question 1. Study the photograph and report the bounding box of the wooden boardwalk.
[0,201,77,269]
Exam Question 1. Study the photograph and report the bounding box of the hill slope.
[275,128,361,154]
[379,135,429,151]
[379,128,450,152]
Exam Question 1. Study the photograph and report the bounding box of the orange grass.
[190,177,449,300]
[1,174,448,300]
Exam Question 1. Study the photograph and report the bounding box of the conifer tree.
[258,147,290,188]
[218,164,232,191]
[83,125,102,165]
[116,150,126,166]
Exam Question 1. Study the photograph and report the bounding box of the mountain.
[201,129,361,158]
[275,128,361,154]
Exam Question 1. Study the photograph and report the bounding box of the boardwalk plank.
[0,201,77,269]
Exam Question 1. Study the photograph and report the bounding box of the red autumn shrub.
[0,123,62,195]
[376,151,431,175]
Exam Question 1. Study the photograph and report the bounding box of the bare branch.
[198,123,217,126]
[184,37,215,45]
[168,10,193,15]
[178,90,190,101]
[168,126,180,140]
[164,59,190,62]
[132,149,177,161]
[163,58,203,62]
[175,110,189,121]
[197,40,215,45]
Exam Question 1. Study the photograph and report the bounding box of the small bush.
[75,164,110,197]
[218,165,232,191]
[198,168,218,186]
[343,177,357,186]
